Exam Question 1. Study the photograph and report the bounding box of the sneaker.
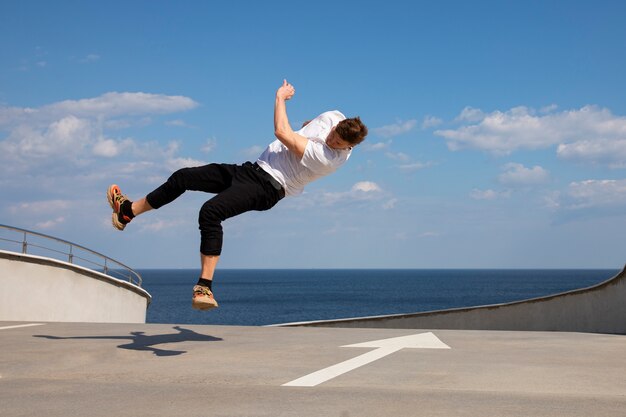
[107,184,132,231]
[192,285,219,311]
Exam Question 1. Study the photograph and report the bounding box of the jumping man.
[107,80,368,311]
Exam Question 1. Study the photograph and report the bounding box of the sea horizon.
[138,268,620,326]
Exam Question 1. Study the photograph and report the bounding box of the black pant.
[146,162,285,256]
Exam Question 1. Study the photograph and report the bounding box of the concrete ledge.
[277,265,626,334]
[0,250,151,323]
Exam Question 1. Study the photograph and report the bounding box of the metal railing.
[0,224,142,287]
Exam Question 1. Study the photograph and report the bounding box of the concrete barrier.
[278,265,626,334]
[0,250,151,323]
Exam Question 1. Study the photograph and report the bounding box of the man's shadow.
[34,326,223,356]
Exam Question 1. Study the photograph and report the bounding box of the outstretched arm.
[274,79,308,159]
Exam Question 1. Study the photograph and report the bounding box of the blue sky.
[1,1,625,269]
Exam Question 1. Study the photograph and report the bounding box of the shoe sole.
[107,184,126,231]
[192,296,219,311]
[192,301,219,311]
[111,214,126,231]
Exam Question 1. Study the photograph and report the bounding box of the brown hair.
[335,117,368,145]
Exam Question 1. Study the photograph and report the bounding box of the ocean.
[139,269,619,326]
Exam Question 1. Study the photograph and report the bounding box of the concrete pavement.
[1,321,625,416]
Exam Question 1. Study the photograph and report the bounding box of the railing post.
[22,231,27,254]
[68,245,74,264]
[103,257,108,275]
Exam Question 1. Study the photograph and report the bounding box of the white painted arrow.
[282,332,450,387]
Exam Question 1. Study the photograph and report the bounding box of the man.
[107,80,368,311]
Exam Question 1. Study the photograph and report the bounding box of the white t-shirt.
[256,110,351,196]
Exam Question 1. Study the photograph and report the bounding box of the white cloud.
[363,140,392,151]
[498,163,549,185]
[454,106,486,123]
[8,201,70,230]
[557,139,626,168]
[36,217,66,229]
[44,92,197,119]
[470,189,498,200]
[322,181,383,205]
[166,157,206,172]
[105,117,152,130]
[421,115,442,129]
[289,181,385,208]
[0,92,198,129]
[436,105,626,157]
[385,151,411,162]
[399,161,434,172]
[542,191,561,210]
[1,115,92,161]
[92,138,135,157]
[241,145,264,159]
[0,92,199,176]
[0,92,208,235]
[469,188,510,200]
[202,138,218,153]
[548,179,626,221]
[93,139,119,158]
[351,181,382,193]
[540,104,558,114]
[564,179,626,210]
[9,200,71,215]
[373,119,417,138]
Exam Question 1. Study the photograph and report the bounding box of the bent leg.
[195,189,262,283]
[193,164,284,308]
[197,166,283,256]
[198,188,256,256]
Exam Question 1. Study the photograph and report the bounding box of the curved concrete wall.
[279,265,626,334]
[0,250,151,323]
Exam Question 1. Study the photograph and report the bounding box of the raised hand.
[276,79,295,101]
